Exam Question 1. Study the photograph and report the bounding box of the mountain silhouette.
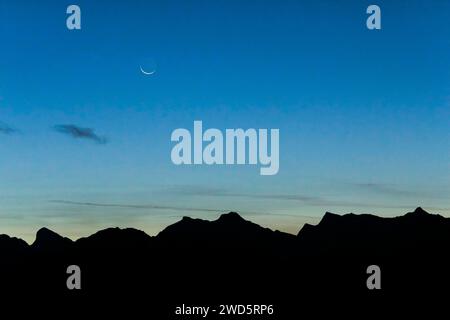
[0,234,28,256]
[157,212,295,249]
[32,227,73,252]
[76,227,153,251]
[0,207,449,317]
[297,207,450,256]
[1,207,449,262]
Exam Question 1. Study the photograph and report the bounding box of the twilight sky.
[0,0,449,242]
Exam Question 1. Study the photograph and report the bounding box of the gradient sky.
[0,0,449,242]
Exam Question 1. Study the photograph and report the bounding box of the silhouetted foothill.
[0,234,28,254]
[76,227,153,251]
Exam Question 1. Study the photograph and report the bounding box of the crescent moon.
[140,66,155,75]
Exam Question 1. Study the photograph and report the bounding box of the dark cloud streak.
[354,183,424,197]
[53,124,108,144]
[49,200,316,219]
[160,185,450,212]
[50,200,221,213]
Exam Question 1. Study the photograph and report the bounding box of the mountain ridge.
[1,207,450,312]
[0,207,445,247]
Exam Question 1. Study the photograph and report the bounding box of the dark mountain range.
[0,207,449,317]
[0,207,441,249]
[3,207,444,255]
[298,207,450,255]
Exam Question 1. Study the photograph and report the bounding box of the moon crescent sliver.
[140,66,155,75]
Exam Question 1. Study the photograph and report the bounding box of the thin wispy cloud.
[350,182,450,201]
[53,124,108,144]
[49,200,315,219]
[50,200,221,213]
[159,185,450,212]
[160,185,317,201]
[354,183,424,197]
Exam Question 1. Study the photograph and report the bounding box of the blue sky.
[0,0,449,242]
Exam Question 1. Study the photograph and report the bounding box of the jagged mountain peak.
[410,207,429,215]
[32,227,73,250]
[36,227,62,239]
[217,211,246,223]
